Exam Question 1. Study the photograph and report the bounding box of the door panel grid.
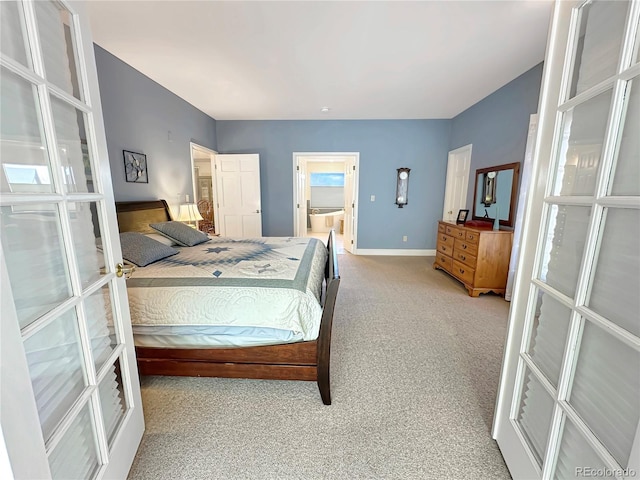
[505,1,640,478]
[1,1,142,478]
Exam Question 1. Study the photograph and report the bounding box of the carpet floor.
[128,254,511,479]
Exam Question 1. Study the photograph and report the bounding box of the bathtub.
[309,209,345,233]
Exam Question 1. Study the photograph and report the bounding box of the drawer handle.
[462,244,467,250]
[459,268,465,274]
[442,246,447,251]
[458,232,463,237]
[460,255,466,261]
[442,236,447,241]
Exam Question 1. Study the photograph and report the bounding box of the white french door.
[0,1,143,479]
[442,144,471,223]
[214,154,262,237]
[494,1,640,479]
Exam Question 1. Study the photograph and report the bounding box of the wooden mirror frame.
[471,162,520,228]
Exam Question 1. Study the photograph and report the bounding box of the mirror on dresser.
[472,162,520,228]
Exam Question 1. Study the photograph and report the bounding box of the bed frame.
[115,200,340,405]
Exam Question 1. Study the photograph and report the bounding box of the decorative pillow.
[145,233,177,246]
[149,221,210,247]
[119,232,178,267]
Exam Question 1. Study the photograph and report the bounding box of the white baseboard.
[356,249,436,256]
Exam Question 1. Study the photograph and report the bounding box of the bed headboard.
[115,200,172,233]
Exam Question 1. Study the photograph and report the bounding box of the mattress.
[126,236,327,348]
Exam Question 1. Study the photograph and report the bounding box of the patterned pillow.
[149,221,210,247]
[120,232,178,267]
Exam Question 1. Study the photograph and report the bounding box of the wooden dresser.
[434,221,513,297]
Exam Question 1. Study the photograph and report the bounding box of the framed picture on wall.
[123,150,148,183]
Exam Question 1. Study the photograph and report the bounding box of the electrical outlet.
[402,235,408,242]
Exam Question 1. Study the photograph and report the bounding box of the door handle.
[116,263,135,278]
[255,209,261,213]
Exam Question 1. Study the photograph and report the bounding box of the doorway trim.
[189,142,218,230]
[292,152,360,254]
[442,144,472,223]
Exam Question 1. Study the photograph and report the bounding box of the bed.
[115,200,340,404]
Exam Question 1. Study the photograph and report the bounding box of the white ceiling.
[87,1,553,120]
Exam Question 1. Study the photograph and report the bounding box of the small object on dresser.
[456,209,469,225]
[493,206,500,230]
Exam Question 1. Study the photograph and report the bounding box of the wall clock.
[395,167,411,208]
[123,150,148,183]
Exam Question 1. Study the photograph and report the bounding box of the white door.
[214,154,262,237]
[0,1,143,479]
[494,1,640,478]
[343,157,357,253]
[442,144,472,223]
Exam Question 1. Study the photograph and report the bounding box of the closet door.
[493,1,640,478]
[0,1,143,478]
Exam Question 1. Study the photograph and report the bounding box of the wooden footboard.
[121,206,341,404]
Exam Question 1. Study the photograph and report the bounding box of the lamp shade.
[176,203,204,223]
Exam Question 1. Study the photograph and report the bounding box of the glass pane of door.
[569,321,640,468]
[538,205,591,297]
[0,1,31,68]
[23,308,87,442]
[85,285,118,372]
[569,0,629,97]
[515,367,556,467]
[33,0,83,100]
[526,290,572,387]
[0,67,52,194]
[98,356,128,449]
[587,208,640,336]
[610,77,639,196]
[68,202,106,289]
[553,417,611,479]
[0,203,72,328]
[552,89,612,196]
[50,96,95,193]
[47,402,101,480]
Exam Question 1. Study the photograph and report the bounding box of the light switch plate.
[370,195,375,202]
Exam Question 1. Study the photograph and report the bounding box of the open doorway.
[190,142,218,234]
[293,153,360,254]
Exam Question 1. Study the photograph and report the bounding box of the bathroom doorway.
[293,153,360,254]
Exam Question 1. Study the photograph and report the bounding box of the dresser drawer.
[437,241,453,256]
[454,249,477,268]
[445,225,466,240]
[438,233,454,248]
[438,223,446,234]
[435,253,452,272]
[465,230,480,244]
[454,238,478,257]
[452,260,475,285]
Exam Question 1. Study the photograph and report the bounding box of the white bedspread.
[126,237,327,343]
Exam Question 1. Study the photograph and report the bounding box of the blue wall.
[94,42,542,251]
[450,63,544,210]
[216,120,452,248]
[94,45,217,211]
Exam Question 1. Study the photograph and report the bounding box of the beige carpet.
[128,254,511,479]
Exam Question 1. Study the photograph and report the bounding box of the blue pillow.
[120,232,178,267]
[149,221,210,247]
